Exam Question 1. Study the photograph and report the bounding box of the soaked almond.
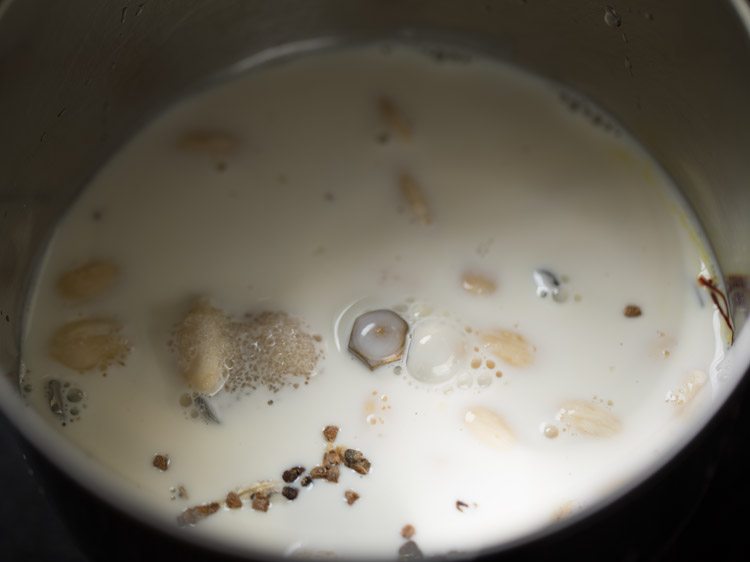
[464,406,515,450]
[377,96,412,140]
[666,370,707,408]
[399,173,431,225]
[177,130,239,157]
[461,272,497,296]
[57,260,119,300]
[174,298,230,394]
[480,329,534,367]
[551,500,574,522]
[49,318,130,373]
[557,400,621,437]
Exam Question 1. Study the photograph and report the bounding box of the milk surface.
[21,45,727,559]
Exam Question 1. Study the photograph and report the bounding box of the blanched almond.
[378,96,412,141]
[461,272,497,296]
[57,260,119,300]
[480,329,534,367]
[551,500,574,522]
[464,406,515,450]
[666,370,707,408]
[557,400,621,437]
[174,298,230,394]
[177,130,239,157]
[49,318,130,373]
[399,173,431,225]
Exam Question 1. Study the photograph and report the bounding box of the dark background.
[2,390,749,562]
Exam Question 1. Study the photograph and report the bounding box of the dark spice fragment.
[300,476,313,487]
[398,540,424,560]
[310,466,328,480]
[623,304,642,318]
[455,500,469,512]
[282,466,306,483]
[401,524,415,539]
[343,449,371,475]
[345,490,360,505]
[177,502,220,526]
[251,492,271,512]
[282,486,299,500]
[152,454,170,471]
[323,425,339,442]
[226,492,242,509]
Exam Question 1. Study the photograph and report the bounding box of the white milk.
[20,45,729,559]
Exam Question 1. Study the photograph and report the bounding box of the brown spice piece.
[309,466,328,479]
[177,485,189,499]
[282,486,299,500]
[282,466,306,483]
[326,465,340,483]
[624,304,642,318]
[323,425,339,442]
[401,524,416,539]
[152,454,170,471]
[345,490,360,505]
[300,476,313,487]
[177,502,220,526]
[251,492,271,512]
[323,448,342,466]
[456,500,469,512]
[343,449,371,475]
[225,492,242,509]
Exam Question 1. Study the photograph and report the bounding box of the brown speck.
[177,502,220,526]
[251,492,271,512]
[282,466,305,483]
[267,400,274,406]
[177,485,188,499]
[456,500,469,512]
[343,449,371,475]
[323,425,339,442]
[300,476,313,487]
[345,490,360,505]
[226,492,242,509]
[282,486,299,500]
[324,192,335,202]
[310,466,328,480]
[495,371,503,378]
[624,304,642,318]
[401,524,416,539]
[152,454,170,471]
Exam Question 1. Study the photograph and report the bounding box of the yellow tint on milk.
[21,45,725,559]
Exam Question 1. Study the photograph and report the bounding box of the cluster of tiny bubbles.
[45,378,87,425]
[392,299,504,392]
[177,310,324,422]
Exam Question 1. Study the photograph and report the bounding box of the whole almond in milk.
[20,44,726,559]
